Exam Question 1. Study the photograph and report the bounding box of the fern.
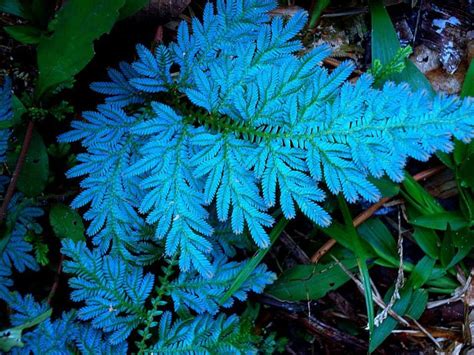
[0,77,12,163]
[5,0,469,352]
[170,252,275,314]
[4,293,127,354]
[61,240,154,344]
[64,0,474,279]
[150,311,260,354]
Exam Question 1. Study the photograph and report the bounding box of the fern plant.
[1,0,473,352]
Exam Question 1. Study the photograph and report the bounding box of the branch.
[0,120,35,223]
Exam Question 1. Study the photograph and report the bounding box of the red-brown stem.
[47,254,64,305]
[0,120,35,223]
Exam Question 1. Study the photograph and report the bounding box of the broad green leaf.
[49,203,85,242]
[369,0,433,93]
[401,173,444,215]
[15,129,49,196]
[4,25,42,44]
[369,288,412,352]
[411,212,469,231]
[358,219,398,267]
[407,256,435,289]
[458,152,474,189]
[219,217,288,306]
[36,0,126,97]
[118,0,149,20]
[266,259,358,301]
[412,227,440,259]
[441,227,474,269]
[405,289,428,319]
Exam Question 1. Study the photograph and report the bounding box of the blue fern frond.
[151,312,260,354]
[58,105,154,261]
[90,62,144,107]
[0,266,12,301]
[61,240,154,344]
[0,194,43,277]
[170,253,275,314]
[73,324,128,354]
[0,77,12,163]
[129,103,215,276]
[5,293,128,354]
[129,44,173,93]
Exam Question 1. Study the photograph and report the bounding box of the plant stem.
[0,120,34,223]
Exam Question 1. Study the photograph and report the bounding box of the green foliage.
[49,203,85,242]
[36,0,128,97]
[10,129,49,197]
[267,258,357,300]
[1,0,473,353]
[3,25,42,44]
[369,0,433,93]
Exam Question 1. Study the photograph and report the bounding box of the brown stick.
[281,311,368,351]
[310,166,445,263]
[0,121,34,223]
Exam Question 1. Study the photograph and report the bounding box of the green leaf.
[369,176,400,198]
[4,25,42,44]
[16,129,49,197]
[36,0,127,97]
[219,217,288,306]
[369,0,433,93]
[407,256,435,289]
[458,152,474,189]
[412,227,440,259]
[401,173,444,215]
[49,203,85,242]
[405,288,428,319]
[426,274,458,291]
[0,308,51,352]
[266,259,358,301]
[369,288,412,352]
[358,219,398,267]
[335,196,376,336]
[411,212,469,231]
[440,227,474,269]
[118,0,149,20]
[308,0,331,29]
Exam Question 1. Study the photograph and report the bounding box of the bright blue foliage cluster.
[151,311,259,353]
[0,77,12,163]
[6,293,127,354]
[2,0,474,352]
[56,0,473,349]
[61,0,474,277]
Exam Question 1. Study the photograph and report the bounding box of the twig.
[408,316,441,348]
[0,120,34,223]
[47,254,64,305]
[310,166,445,263]
[280,231,311,264]
[427,274,472,309]
[331,255,410,327]
[278,311,368,351]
